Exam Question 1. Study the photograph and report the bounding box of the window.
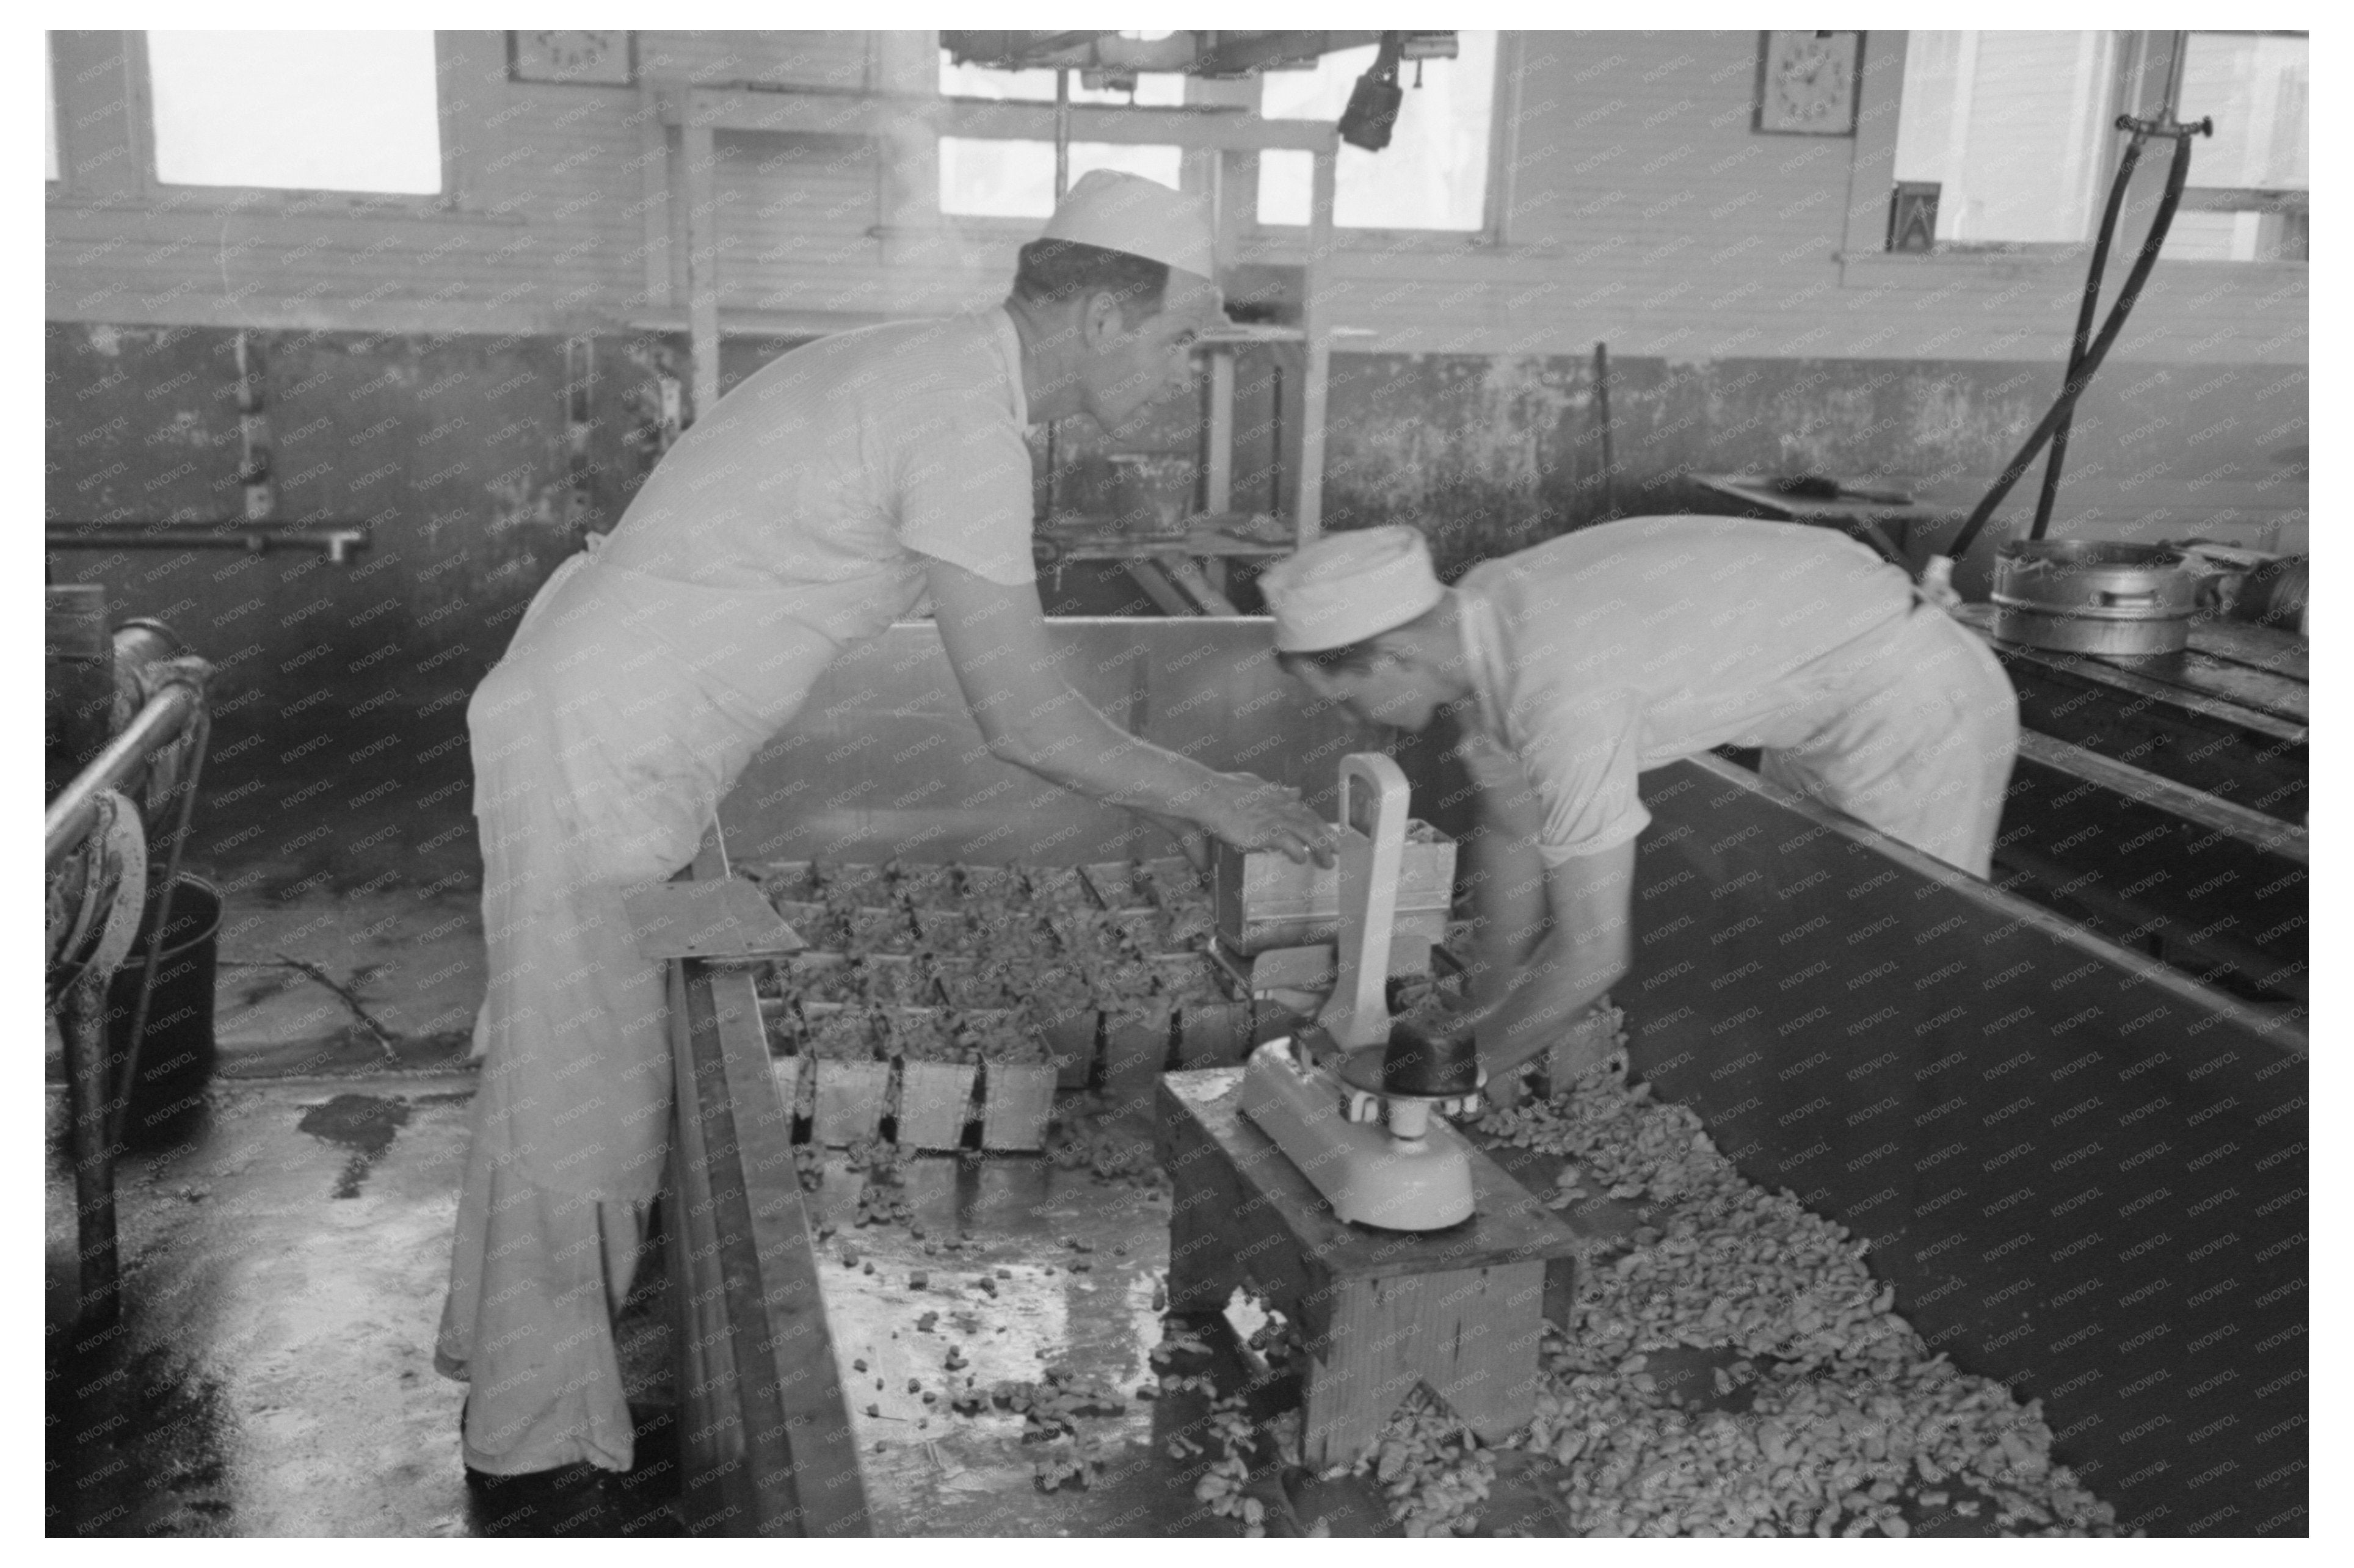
[45,34,60,182]
[938,49,1184,219]
[1893,32,2119,246]
[147,31,442,194]
[1890,31,2306,260]
[2168,32,2307,262]
[1257,31,1497,231]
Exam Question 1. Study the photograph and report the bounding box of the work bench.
[1155,1066,1589,1469]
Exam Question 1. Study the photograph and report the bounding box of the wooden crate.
[890,863,960,907]
[897,1060,978,1151]
[1158,954,1254,1068]
[749,860,819,902]
[810,1059,890,1147]
[847,906,917,956]
[859,953,937,1005]
[1100,1007,1171,1119]
[816,862,888,904]
[769,899,830,948]
[1212,828,1455,962]
[1078,861,1153,913]
[1036,1004,1099,1089]
[782,952,860,1007]
[979,1062,1056,1151]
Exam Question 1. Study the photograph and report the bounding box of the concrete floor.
[41,1030,1417,1537]
[42,857,1394,1537]
[40,769,1612,1539]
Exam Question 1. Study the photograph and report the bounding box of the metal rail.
[46,524,370,563]
[46,678,206,870]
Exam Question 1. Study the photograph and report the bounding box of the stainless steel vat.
[1991,539,2198,657]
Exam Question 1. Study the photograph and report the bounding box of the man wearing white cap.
[439,170,1334,1531]
[1262,517,2017,1085]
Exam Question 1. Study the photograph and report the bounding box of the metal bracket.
[624,877,804,964]
[1319,752,1411,1050]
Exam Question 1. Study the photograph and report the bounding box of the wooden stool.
[1155,1067,1585,1468]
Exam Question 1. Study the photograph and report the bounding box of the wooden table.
[1155,1067,1586,1467]
[1690,473,1960,567]
[1036,516,1294,616]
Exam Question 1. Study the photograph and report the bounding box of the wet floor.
[42,1070,1348,1537]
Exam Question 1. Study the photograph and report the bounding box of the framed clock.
[507,31,636,86]
[1755,31,1861,136]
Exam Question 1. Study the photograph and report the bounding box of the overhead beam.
[663,88,1337,154]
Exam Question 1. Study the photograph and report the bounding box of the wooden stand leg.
[60,979,120,1337]
[1420,1263,1546,1445]
[1164,1166,1243,1314]
[1298,1263,1548,1467]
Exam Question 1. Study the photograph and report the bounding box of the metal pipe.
[1593,341,1617,522]
[46,524,370,563]
[1044,68,1072,515]
[45,683,204,869]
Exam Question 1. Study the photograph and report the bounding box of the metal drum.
[1990,539,2196,657]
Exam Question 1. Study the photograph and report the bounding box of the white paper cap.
[1038,170,1216,281]
[1261,526,1445,653]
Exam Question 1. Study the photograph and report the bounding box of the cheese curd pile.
[1403,1018,2126,1539]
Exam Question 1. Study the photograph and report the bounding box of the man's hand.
[1130,807,1213,873]
[1203,772,1336,866]
[1453,728,1522,791]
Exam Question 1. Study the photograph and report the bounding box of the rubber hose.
[1946,126,2200,569]
[2031,134,2147,542]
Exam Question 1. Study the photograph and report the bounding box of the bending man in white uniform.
[1261,518,2018,1084]
[438,172,1332,1526]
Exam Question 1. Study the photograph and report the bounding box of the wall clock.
[508,31,636,86]
[1755,31,1861,136]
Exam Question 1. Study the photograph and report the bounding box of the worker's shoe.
[464,1459,620,1537]
[604,1403,684,1537]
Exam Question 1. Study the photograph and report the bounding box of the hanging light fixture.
[1337,31,1406,151]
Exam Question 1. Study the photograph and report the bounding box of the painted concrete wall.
[49,30,2306,364]
[45,29,2306,869]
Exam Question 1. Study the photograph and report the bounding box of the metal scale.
[1237,754,1483,1231]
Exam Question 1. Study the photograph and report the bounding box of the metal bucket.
[106,873,221,1147]
[1990,539,2196,657]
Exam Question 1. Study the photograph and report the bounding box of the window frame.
[45,32,65,189]
[1243,30,1520,251]
[125,29,473,215]
[932,132,1191,228]
[1840,29,2307,283]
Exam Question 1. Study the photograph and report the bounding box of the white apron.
[437,537,888,1473]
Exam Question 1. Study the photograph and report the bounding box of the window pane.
[1894,31,2116,244]
[1257,32,1497,230]
[148,31,441,194]
[939,52,1184,107]
[2179,32,2306,189]
[2163,211,2264,262]
[46,35,59,182]
[940,139,1183,218]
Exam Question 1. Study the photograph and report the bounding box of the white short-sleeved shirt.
[1456,516,1917,864]
[595,309,1036,647]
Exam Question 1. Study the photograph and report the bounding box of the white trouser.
[1759,602,2019,879]
[437,546,841,1474]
